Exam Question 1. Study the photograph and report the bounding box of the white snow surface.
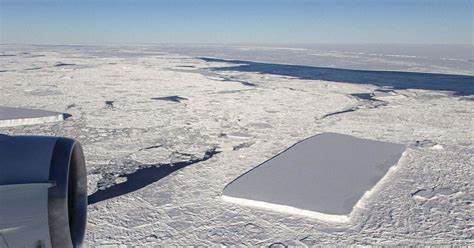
[0,45,473,246]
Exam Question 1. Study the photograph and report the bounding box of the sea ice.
[1,45,471,245]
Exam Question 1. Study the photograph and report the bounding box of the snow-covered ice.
[0,44,472,246]
[223,133,406,222]
[0,106,66,127]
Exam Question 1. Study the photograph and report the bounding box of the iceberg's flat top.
[0,106,62,121]
[224,133,405,216]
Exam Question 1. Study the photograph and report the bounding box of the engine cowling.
[0,134,87,248]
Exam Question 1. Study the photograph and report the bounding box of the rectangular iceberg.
[223,133,406,222]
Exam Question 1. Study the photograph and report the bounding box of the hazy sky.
[1,0,472,44]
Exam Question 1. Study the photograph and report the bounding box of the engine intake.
[0,135,87,248]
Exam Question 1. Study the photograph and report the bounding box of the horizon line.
[1,42,473,47]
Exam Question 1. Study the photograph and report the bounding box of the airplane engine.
[0,134,87,248]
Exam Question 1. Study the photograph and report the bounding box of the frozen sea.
[0,44,473,246]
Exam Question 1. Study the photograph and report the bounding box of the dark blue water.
[200,58,474,96]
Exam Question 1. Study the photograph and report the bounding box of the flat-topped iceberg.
[0,106,66,127]
[223,133,406,222]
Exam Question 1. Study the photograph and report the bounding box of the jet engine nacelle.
[0,134,87,248]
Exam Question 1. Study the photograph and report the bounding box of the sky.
[0,0,472,45]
